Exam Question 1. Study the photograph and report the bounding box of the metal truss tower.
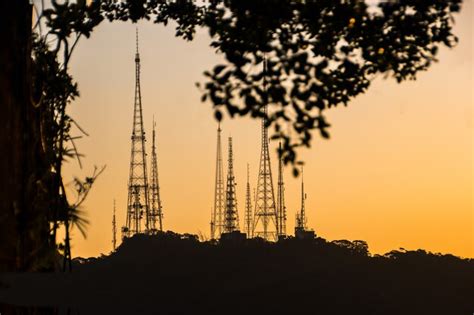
[253,57,278,241]
[149,118,164,233]
[211,123,225,239]
[223,137,240,233]
[123,29,150,238]
[244,164,253,237]
[276,142,287,238]
[112,199,117,251]
[295,167,307,230]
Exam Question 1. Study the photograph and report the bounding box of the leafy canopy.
[41,0,462,173]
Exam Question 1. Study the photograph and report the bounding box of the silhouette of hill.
[1,232,473,315]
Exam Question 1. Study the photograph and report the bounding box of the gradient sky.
[63,2,473,258]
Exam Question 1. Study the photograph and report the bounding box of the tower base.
[295,227,315,240]
[220,231,247,243]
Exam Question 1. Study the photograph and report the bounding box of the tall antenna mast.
[210,206,215,240]
[296,167,307,230]
[277,142,287,238]
[150,117,164,233]
[244,163,253,237]
[123,27,151,237]
[253,54,278,241]
[223,137,239,233]
[211,122,225,239]
[112,199,117,251]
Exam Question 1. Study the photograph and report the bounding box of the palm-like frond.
[68,206,89,239]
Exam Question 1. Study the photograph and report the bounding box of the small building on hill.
[220,231,247,243]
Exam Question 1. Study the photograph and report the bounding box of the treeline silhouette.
[1,232,472,314]
[5,232,472,315]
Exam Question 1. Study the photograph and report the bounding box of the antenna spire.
[150,116,164,233]
[247,164,249,182]
[294,165,315,239]
[277,142,287,238]
[296,166,307,230]
[123,29,150,238]
[244,163,253,237]
[211,123,225,239]
[135,27,140,61]
[223,137,239,233]
[112,199,117,251]
[253,53,278,241]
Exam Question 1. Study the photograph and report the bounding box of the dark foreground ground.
[1,232,473,315]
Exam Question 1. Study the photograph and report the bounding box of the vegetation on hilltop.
[2,232,471,315]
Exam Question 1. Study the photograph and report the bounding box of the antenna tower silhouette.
[253,56,278,241]
[149,118,164,232]
[223,137,239,233]
[295,167,307,230]
[112,199,117,251]
[123,28,150,237]
[211,123,225,239]
[244,164,253,237]
[277,142,287,238]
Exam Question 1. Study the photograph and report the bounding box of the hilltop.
[1,232,473,315]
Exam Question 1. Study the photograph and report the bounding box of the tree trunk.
[0,1,50,272]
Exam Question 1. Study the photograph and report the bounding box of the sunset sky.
[64,2,473,258]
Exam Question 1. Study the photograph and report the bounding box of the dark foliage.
[99,0,463,171]
[40,0,463,171]
[30,34,104,270]
[1,233,472,314]
[25,1,107,271]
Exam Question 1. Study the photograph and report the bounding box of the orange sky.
[64,2,473,258]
